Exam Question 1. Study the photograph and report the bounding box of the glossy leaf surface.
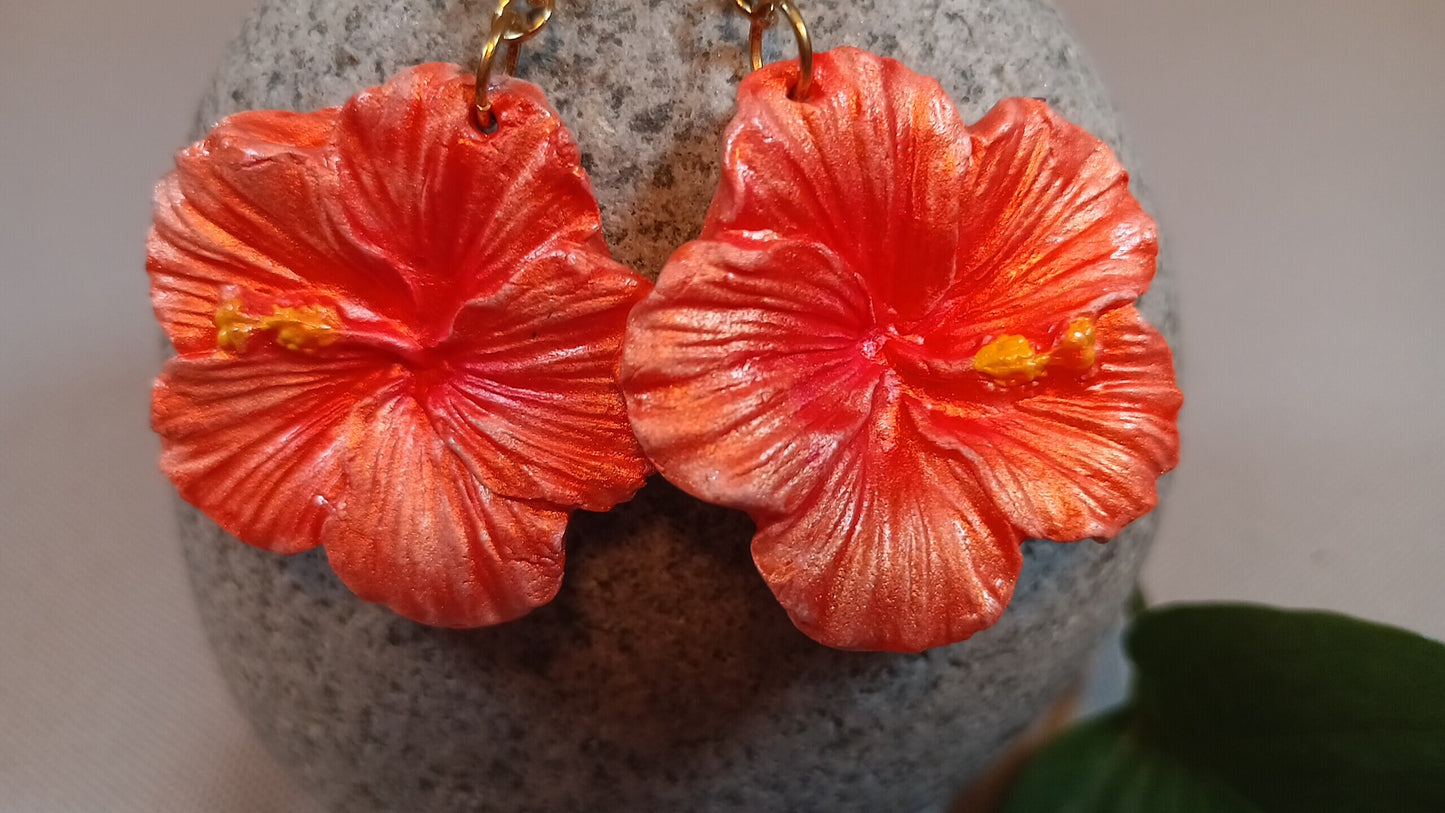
[1003,713,1263,813]
[1129,604,1445,813]
[1006,605,1445,813]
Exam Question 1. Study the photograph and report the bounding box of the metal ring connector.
[474,0,555,130]
[740,0,813,101]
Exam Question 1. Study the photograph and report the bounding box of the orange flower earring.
[148,0,652,627]
[621,0,1183,653]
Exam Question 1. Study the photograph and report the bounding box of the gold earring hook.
[474,0,555,130]
[735,0,814,101]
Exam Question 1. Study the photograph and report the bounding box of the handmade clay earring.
[148,0,652,628]
[621,0,1182,653]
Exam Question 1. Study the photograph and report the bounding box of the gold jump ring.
[474,0,555,129]
[742,0,813,101]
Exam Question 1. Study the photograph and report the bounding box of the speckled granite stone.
[179,1,1178,811]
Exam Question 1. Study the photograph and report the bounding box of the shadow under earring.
[147,0,652,628]
[621,0,1182,653]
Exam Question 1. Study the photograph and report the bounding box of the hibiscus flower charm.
[622,47,1182,652]
[148,62,652,628]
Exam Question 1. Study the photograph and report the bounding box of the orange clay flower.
[148,64,652,627]
[622,48,1181,653]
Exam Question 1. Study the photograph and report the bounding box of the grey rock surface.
[180,1,1177,811]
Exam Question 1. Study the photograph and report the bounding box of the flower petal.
[707,47,970,320]
[429,244,653,511]
[622,231,881,516]
[921,98,1157,345]
[324,391,569,628]
[152,350,400,554]
[753,390,1023,653]
[150,108,411,353]
[913,306,1182,542]
[331,63,608,336]
[151,62,643,628]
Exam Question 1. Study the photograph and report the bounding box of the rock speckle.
[180,1,1175,810]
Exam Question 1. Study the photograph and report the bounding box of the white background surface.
[2,1,1441,810]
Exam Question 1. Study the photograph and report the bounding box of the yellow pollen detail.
[1053,316,1099,371]
[214,299,256,352]
[214,298,342,354]
[972,316,1099,386]
[973,334,1049,385]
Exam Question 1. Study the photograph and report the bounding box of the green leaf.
[1127,603,1445,813]
[1004,604,1445,812]
[1002,711,1263,813]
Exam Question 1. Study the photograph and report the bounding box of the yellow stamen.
[1053,316,1098,371]
[215,298,341,353]
[215,299,256,352]
[973,334,1049,385]
[972,316,1098,386]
